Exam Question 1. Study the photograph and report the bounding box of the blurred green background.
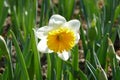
[0,0,120,80]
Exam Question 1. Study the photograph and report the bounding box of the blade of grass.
[10,30,29,80]
[47,53,52,80]
[77,69,88,80]
[40,0,51,27]
[86,61,97,80]
[65,61,88,80]
[31,30,42,80]
[0,2,8,34]
[56,55,63,80]
[47,53,56,80]
[2,67,8,80]
[10,6,25,44]
[28,53,34,80]
[63,0,75,20]
[22,35,33,68]
[0,36,14,80]
[14,63,21,80]
[97,34,108,68]
[80,27,88,57]
[70,45,79,80]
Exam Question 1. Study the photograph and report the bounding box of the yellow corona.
[47,27,75,53]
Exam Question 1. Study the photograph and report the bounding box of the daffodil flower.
[34,14,80,61]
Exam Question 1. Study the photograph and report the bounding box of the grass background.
[0,0,120,80]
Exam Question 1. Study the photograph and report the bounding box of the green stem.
[56,56,63,80]
[70,45,79,80]
[47,53,56,80]
[47,53,52,80]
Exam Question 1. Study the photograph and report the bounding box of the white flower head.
[34,14,80,61]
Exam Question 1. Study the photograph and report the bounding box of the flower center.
[47,27,75,53]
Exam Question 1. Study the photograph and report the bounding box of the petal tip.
[49,14,66,27]
[57,51,71,61]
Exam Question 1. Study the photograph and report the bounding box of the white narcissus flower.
[34,14,80,61]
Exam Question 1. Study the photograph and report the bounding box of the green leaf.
[80,26,88,57]
[86,50,91,61]
[2,67,8,80]
[118,25,120,39]
[0,1,8,34]
[47,54,52,80]
[112,55,120,80]
[88,26,98,41]
[0,36,13,80]
[115,67,120,80]
[65,61,88,80]
[87,54,108,80]
[107,38,116,64]
[31,30,43,80]
[56,56,63,80]
[82,0,99,23]
[63,0,75,20]
[70,45,79,80]
[111,27,117,43]
[96,67,108,80]
[10,30,29,80]
[77,69,88,80]
[97,34,108,68]
[28,55,34,80]
[114,3,120,20]
[86,61,97,80]
[40,0,51,27]
[23,36,32,68]
[47,53,57,80]
[71,45,79,71]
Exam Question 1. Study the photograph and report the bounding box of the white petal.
[63,20,80,44]
[64,20,80,32]
[37,37,53,53]
[49,14,66,28]
[57,51,71,61]
[116,54,120,61]
[75,33,80,44]
[33,26,51,39]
